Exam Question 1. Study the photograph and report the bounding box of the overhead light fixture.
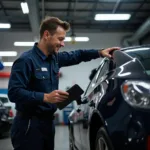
[64,37,72,42]
[95,14,131,21]
[75,37,89,42]
[3,62,13,67]
[64,37,89,42]
[14,42,34,46]
[0,23,11,29]
[0,51,17,56]
[21,2,29,14]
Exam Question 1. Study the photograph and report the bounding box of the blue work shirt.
[8,43,100,115]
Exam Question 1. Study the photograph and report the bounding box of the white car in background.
[0,94,16,123]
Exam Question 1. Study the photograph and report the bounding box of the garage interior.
[0,0,150,150]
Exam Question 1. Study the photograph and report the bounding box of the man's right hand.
[43,90,69,103]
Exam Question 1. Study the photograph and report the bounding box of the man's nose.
[60,41,65,47]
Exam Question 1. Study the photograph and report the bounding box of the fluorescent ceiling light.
[14,42,34,46]
[95,14,131,21]
[0,23,11,29]
[64,37,89,42]
[21,2,29,14]
[75,37,89,42]
[3,62,13,67]
[64,37,72,42]
[0,51,17,56]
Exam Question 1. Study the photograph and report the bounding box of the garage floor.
[0,125,69,150]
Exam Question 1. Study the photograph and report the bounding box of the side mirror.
[89,68,97,80]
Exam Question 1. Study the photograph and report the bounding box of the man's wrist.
[43,93,48,102]
[98,49,104,57]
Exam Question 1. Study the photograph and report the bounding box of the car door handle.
[89,100,95,107]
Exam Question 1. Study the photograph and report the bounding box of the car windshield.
[125,47,150,76]
[0,97,8,103]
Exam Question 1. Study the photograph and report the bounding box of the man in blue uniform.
[8,16,120,150]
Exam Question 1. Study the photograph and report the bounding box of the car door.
[79,59,111,150]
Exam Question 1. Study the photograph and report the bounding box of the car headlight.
[121,80,150,109]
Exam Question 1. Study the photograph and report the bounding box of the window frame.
[84,58,110,96]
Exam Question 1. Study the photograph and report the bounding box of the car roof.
[121,44,150,52]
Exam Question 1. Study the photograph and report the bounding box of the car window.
[84,70,99,96]
[97,60,110,83]
[125,47,150,76]
[84,59,108,95]
[0,97,8,103]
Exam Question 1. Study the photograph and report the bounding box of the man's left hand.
[99,47,120,58]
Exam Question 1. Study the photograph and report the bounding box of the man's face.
[45,26,66,54]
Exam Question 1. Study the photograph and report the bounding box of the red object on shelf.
[0,72,10,78]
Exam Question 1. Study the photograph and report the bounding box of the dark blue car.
[68,45,150,150]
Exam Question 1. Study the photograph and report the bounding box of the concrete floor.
[0,125,69,150]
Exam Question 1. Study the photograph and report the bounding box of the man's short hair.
[39,16,70,38]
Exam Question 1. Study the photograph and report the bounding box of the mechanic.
[8,16,120,150]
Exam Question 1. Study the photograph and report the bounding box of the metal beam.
[112,0,122,14]
[0,15,147,22]
[66,0,72,22]
[107,0,122,28]
[0,1,11,23]
[2,8,150,13]
[41,0,45,19]
[0,1,8,17]
[25,0,40,41]
[39,0,150,3]
[2,0,150,3]
[87,0,99,28]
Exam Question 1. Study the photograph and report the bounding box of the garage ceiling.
[0,0,150,33]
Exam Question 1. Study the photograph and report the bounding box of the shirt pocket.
[35,72,50,80]
[33,72,50,92]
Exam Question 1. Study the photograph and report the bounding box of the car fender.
[89,109,108,150]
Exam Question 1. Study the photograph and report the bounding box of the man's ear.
[43,30,50,40]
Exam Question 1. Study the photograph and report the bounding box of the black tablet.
[56,84,84,110]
